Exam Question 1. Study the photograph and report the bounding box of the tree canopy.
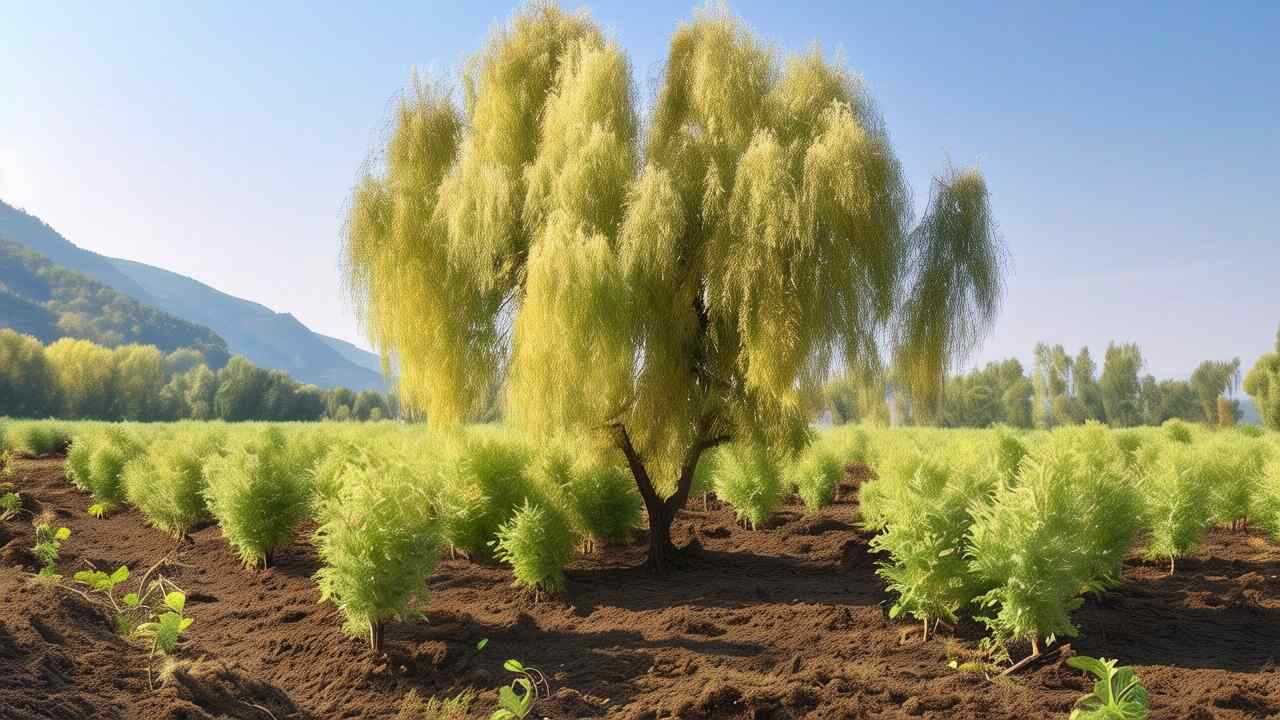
[344,3,1004,567]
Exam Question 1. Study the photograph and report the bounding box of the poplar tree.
[343,4,1004,569]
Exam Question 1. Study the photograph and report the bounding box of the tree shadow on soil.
[1072,557,1280,672]
[563,546,887,615]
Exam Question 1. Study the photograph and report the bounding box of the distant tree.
[0,329,60,417]
[1072,347,1104,421]
[1190,358,1240,426]
[186,365,218,420]
[1002,377,1034,428]
[327,387,355,420]
[113,344,166,420]
[214,356,270,421]
[1243,327,1280,430]
[46,337,115,418]
[165,348,206,375]
[352,390,389,421]
[342,4,1004,568]
[1099,342,1143,427]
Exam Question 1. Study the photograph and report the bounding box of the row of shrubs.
[33,420,864,652]
[859,421,1280,657]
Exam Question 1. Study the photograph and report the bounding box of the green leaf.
[179,617,194,631]
[497,686,523,713]
[54,527,71,541]
[476,638,489,651]
[109,566,129,585]
[123,592,140,608]
[164,591,186,614]
[503,659,525,673]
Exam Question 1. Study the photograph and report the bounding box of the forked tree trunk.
[614,423,726,573]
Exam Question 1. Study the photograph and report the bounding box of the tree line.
[827,338,1265,429]
[0,329,394,422]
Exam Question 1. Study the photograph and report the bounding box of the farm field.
[1,422,1278,719]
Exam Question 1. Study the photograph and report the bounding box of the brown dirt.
[1,456,1278,720]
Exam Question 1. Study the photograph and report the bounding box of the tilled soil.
[1,456,1278,719]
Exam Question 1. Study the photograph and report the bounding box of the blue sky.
[2,1,1277,379]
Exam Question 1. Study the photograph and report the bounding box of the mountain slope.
[0,199,385,391]
[107,258,384,391]
[0,237,230,362]
[318,333,383,375]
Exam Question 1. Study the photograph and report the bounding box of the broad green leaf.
[164,591,186,614]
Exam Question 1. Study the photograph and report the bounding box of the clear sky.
[2,1,1277,379]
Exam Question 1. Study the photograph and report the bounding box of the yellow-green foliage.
[314,447,441,649]
[968,443,1141,649]
[435,431,536,559]
[82,428,145,514]
[552,449,642,545]
[492,499,576,593]
[123,429,224,537]
[1257,455,1280,538]
[9,421,72,457]
[1201,435,1269,526]
[202,428,315,568]
[712,443,784,529]
[1138,441,1214,569]
[865,449,996,626]
[786,444,843,512]
[1162,418,1193,444]
[343,3,1004,515]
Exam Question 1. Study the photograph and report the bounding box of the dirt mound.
[3,456,1280,719]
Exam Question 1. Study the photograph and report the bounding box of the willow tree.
[344,4,1004,569]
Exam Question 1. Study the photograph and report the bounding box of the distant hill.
[0,237,230,362]
[0,199,384,391]
[318,333,384,375]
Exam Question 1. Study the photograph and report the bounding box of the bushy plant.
[314,449,442,652]
[0,487,20,522]
[435,433,535,559]
[787,445,843,513]
[492,500,576,594]
[560,456,641,547]
[968,446,1141,656]
[1162,418,1192,445]
[1139,443,1214,574]
[1203,436,1268,530]
[10,422,72,457]
[135,590,193,655]
[712,443,784,529]
[123,432,223,537]
[865,450,995,636]
[83,428,145,517]
[1256,456,1280,538]
[202,428,312,568]
[65,434,94,490]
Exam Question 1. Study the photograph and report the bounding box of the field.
[1,420,1279,719]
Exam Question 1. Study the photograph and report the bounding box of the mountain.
[0,199,385,391]
[0,237,230,362]
[318,333,383,375]
[108,257,384,390]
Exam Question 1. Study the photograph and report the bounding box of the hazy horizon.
[3,1,1277,380]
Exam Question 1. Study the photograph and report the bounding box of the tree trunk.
[614,422,727,573]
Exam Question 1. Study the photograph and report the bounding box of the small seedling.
[1068,656,1150,720]
[0,488,20,521]
[87,501,115,519]
[476,638,489,651]
[491,658,548,720]
[134,590,193,656]
[32,520,70,577]
[73,565,139,633]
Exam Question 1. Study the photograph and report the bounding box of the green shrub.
[713,443,784,529]
[1204,436,1268,529]
[1162,419,1192,444]
[561,458,641,546]
[123,432,223,537]
[10,422,72,456]
[436,434,535,559]
[314,449,441,652]
[1236,424,1264,439]
[789,445,842,512]
[865,450,994,633]
[203,428,312,568]
[1139,443,1214,573]
[1256,457,1280,538]
[968,446,1141,655]
[84,429,145,516]
[492,499,576,594]
[66,434,94,490]
[990,428,1027,484]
